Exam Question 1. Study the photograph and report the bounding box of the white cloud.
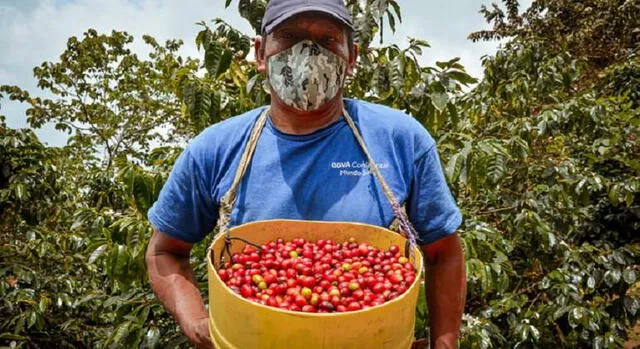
[0,0,252,145]
[0,0,531,145]
[376,0,527,81]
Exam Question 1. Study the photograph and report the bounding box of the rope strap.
[216,107,270,266]
[217,107,270,234]
[216,104,420,263]
[342,108,420,259]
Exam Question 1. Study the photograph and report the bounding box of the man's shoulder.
[349,99,431,134]
[347,99,435,157]
[348,98,403,116]
[187,106,266,155]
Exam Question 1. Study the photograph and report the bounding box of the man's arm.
[145,229,212,349]
[422,233,467,349]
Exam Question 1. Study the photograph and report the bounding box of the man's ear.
[346,43,359,76]
[255,36,266,73]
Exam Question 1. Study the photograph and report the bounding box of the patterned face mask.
[267,40,347,111]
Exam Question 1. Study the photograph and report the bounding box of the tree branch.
[476,205,519,215]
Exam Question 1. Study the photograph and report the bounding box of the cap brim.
[263,5,354,34]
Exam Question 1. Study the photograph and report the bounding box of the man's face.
[256,12,357,76]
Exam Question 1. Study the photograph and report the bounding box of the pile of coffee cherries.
[217,237,417,313]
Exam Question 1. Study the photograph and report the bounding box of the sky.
[0,0,531,146]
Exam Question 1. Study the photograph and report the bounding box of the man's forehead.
[273,12,346,33]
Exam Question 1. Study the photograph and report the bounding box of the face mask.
[267,40,347,111]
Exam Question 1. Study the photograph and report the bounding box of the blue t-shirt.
[148,99,462,245]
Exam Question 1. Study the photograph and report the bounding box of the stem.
[477,205,518,215]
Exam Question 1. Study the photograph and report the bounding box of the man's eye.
[319,37,338,46]
[276,32,294,40]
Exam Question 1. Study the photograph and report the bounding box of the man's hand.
[185,316,213,349]
[145,230,213,348]
[422,233,466,349]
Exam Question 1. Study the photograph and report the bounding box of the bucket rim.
[220,218,410,234]
[207,219,424,317]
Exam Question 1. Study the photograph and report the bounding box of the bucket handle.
[212,236,263,269]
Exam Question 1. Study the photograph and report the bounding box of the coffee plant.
[1,0,637,348]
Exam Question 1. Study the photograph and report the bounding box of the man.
[145,0,466,348]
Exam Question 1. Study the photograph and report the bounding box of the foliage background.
[1,0,638,348]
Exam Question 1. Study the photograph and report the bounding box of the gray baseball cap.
[261,0,354,35]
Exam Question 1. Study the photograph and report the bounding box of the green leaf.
[446,153,463,182]
[540,277,551,289]
[435,61,448,70]
[622,269,636,284]
[88,244,108,264]
[587,276,595,288]
[215,49,233,77]
[27,312,37,329]
[246,74,260,94]
[14,316,25,334]
[390,1,402,23]
[625,191,634,206]
[568,307,583,328]
[385,9,396,32]
[110,321,132,347]
[529,326,540,341]
[142,327,160,349]
[448,70,478,85]
[14,183,25,201]
[204,42,223,76]
[194,29,209,51]
[137,304,151,323]
[593,336,603,349]
[604,269,621,287]
[623,296,638,316]
[389,56,405,89]
[0,333,27,340]
[553,305,570,320]
[546,232,557,248]
[447,102,459,125]
[429,92,448,111]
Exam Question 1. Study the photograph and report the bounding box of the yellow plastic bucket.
[207,219,424,349]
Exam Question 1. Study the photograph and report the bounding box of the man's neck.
[269,95,345,135]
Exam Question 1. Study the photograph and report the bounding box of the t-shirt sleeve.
[147,148,217,244]
[407,145,463,245]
